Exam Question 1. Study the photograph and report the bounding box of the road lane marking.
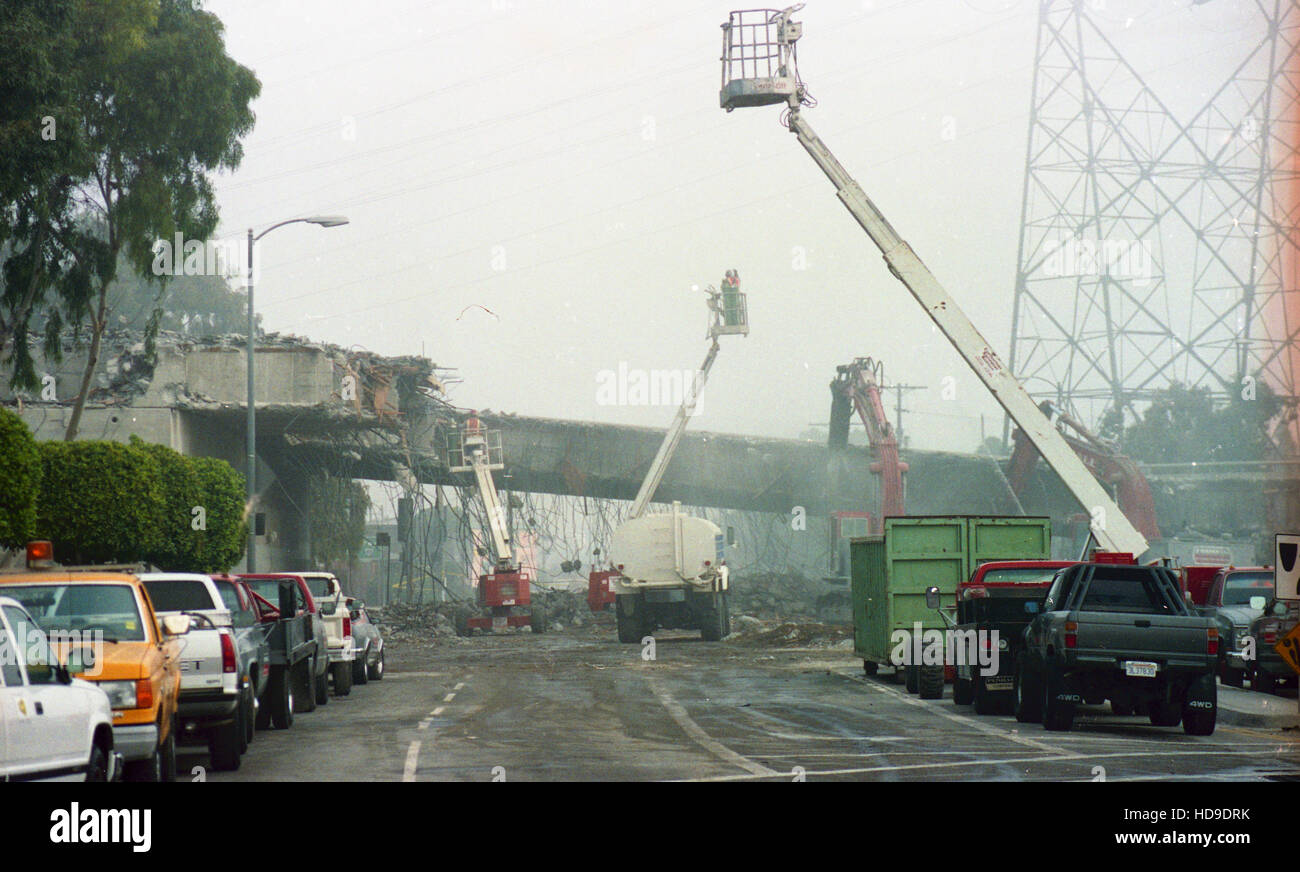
[834,668,1078,757]
[432,706,445,716]
[444,692,456,702]
[403,741,421,781]
[454,682,466,690]
[646,675,778,778]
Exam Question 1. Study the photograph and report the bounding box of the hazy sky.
[204,0,1258,452]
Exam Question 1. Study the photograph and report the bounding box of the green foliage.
[0,408,41,547]
[105,258,255,338]
[308,476,370,566]
[190,455,246,573]
[131,435,201,570]
[1120,381,1283,464]
[36,439,165,564]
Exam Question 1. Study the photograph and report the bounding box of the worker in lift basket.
[464,411,485,457]
[720,269,741,326]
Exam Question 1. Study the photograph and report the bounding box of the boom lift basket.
[447,427,504,472]
[719,6,804,110]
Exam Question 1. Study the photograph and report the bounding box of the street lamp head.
[306,215,349,228]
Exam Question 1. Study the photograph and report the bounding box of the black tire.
[973,675,1000,715]
[531,605,548,635]
[352,655,369,686]
[1013,660,1043,723]
[1147,699,1182,727]
[862,660,878,676]
[269,665,294,730]
[720,593,732,637]
[85,741,109,782]
[255,682,273,731]
[904,665,920,694]
[886,666,903,684]
[615,595,644,644]
[918,665,944,700]
[700,593,727,642]
[953,677,974,706]
[159,720,177,782]
[1110,700,1135,716]
[1254,667,1277,695]
[239,687,252,752]
[208,716,242,772]
[294,659,317,713]
[333,660,353,696]
[1182,703,1216,736]
[368,649,385,681]
[125,745,163,783]
[1041,667,1075,732]
[1221,665,1245,688]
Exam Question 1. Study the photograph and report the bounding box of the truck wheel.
[531,604,548,635]
[1041,668,1074,732]
[886,666,903,684]
[1254,668,1277,695]
[904,665,920,694]
[294,659,317,713]
[368,649,385,681]
[1182,704,1216,736]
[918,665,944,700]
[720,594,732,637]
[862,660,878,676]
[972,676,999,715]
[615,595,644,644]
[84,741,109,782]
[125,743,163,783]
[1013,660,1043,723]
[352,652,369,686]
[208,716,242,772]
[1147,700,1182,727]
[269,666,294,730]
[700,593,727,641]
[238,687,252,752]
[333,660,353,696]
[159,718,177,782]
[952,677,974,706]
[255,681,273,731]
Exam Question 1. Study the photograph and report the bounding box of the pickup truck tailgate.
[176,628,229,691]
[1072,612,1215,670]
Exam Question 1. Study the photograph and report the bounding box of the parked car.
[346,598,384,684]
[1015,561,1219,735]
[1247,598,1299,694]
[238,574,330,717]
[210,574,275,742]
[293,572,356,696]
[0,543,189,781]
[140,572,269,771]
[0,596,122,781]
[1195,566,1274,687]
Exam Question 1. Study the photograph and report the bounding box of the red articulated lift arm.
[830,357,907,528]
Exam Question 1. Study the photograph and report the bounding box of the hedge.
[0,409,41,548]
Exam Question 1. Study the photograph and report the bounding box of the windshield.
[1222,572,1274,605]
[979,567,1064,585]
[143,579,218,612]
[305,577,334,599]
[1080,572,1176,615]
[4,583,147,641]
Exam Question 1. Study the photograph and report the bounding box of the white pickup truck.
[139,573,264,771]
[0,596,122,781]
[295,572,356,696]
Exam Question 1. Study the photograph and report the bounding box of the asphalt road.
[186,626,1300,782]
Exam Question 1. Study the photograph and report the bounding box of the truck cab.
[1196,566,1274,687]
[293,571,356,697]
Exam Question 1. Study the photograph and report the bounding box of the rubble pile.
[728,570,848,623]
[726,616,853,650]
[371,586,594,640]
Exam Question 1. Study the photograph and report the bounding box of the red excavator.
[1005,401,1161,543]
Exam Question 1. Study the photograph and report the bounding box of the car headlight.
[96,680,138,710]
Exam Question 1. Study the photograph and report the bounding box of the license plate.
[492,617,507,630]
[1124,660,1158,678]
[984,677,1013,691]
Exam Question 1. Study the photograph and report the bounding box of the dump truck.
[850,515,1053,698]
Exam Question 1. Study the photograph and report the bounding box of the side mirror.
[1250,596,1267,611]
[161,614,191,636]
[1025,601,1040,615]
[924,586,941,610]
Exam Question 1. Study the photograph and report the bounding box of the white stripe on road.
[403,741,421,781]
[454,682,466,690]
[443,692,456,702]
[432,706,445,716]
[646,675,778,778]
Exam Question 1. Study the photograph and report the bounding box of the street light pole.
[245,215,349,572]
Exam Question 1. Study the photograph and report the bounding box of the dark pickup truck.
[1014,562,1219,735]
[238,575,329,729]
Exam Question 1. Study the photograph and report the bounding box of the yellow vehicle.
[0,542,188,782]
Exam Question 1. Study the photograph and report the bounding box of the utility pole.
[888,382,927,448]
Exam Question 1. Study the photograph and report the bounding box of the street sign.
[1276,533,1300,600]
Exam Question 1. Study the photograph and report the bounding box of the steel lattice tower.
[1007,0,1300,431]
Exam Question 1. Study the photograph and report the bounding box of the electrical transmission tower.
[1007,0,1300,432]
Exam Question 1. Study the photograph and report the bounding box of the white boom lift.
[599,279,749,641]
[448,417,546,634]
[719,5,1148,558]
